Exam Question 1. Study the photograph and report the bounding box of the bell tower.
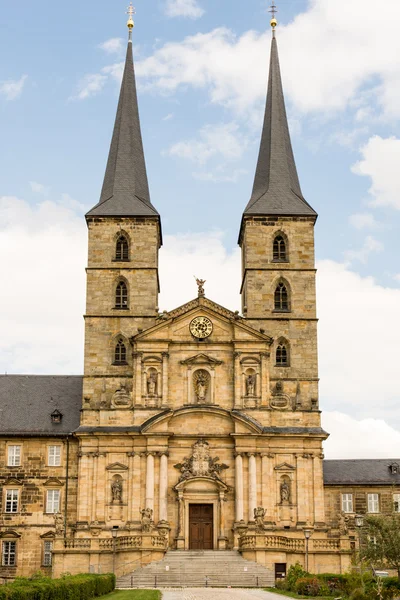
[82,11,161,415]
[239,18,319,411]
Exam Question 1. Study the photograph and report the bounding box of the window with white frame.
[2,541,16,566]
[46,490,60,514]
[48,446,61,467]
[394,494,400,513]
[5,490,19,513]
[341,493,354,513]
[43,541,53,566]
[7,445,21,467]
[368,493,379,513]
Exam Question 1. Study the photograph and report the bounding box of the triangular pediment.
[132,297,273,345]
[4,478,23,486]
[180,353,223,366]
[41,531,56,539]
[106,462,128,471]
[274,462,296,471]
[43,477,64,487]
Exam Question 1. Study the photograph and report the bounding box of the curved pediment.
[175,475,230,493]
[141,406,263,434]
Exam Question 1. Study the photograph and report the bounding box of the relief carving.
[112,381,131,407]
[174,439,228,482]
[270,380,291,410]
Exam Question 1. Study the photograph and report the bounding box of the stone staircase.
[116,550,275,589]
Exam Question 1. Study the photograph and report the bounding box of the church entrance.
[189,504,213,549]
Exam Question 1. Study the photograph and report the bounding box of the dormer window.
[389,462,400,475]
[51,410,63,424]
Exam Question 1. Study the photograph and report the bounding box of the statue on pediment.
[140,508,154,533]
[254,507,266,532]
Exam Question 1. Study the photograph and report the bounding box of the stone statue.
[147,371,157,396]
[338,511,350,535]
[112,381,131,407]
[194,370,209,403]
[246,373,256,396]
[254,507,266,532]
[54,513,64,536]
[140,508,154,532]
[195,277,206,297]
[111,479,123,503]
[174,439,228,482]
[280,480,290,503]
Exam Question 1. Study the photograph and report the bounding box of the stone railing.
[60,534,166,553]
[64,539,91,549]
[311,539,340,551]
[239,534,348,554]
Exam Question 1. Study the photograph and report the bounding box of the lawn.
[101,591,162,600]
[264,589,333,599]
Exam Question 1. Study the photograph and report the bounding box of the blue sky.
[2,0,400,457]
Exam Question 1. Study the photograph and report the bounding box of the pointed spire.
[87,13,159,219]
[243,32,316,218]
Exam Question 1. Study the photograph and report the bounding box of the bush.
[295,576,330,596]
[286,562,308,591]
[0,574,115,600]
[350,589,369,600]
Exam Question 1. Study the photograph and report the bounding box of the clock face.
[190,316,213,339]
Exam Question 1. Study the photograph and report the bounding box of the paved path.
[161,589,284,600]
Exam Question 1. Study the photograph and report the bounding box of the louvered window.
[115,281,128,309]
[116,235,129,261]
[273,235,287,261]
[274,283,289,311]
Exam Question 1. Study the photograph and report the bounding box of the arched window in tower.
[115,281,128,309]
[273,234,287,261]
[276,341,289,366]
[274,282,289,311]
[116,235,129,261]
[114,338,127,364]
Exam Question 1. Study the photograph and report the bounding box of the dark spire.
[86,41,159,218]
[243,36,316,218]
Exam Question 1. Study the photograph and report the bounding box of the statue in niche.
[140,508,154,532]
[54,513,64,536]
[246,373,256,397]
[254,507,266,532]
[280,479,291,503]
[147,370,157,396]
[193,370,210,403]
[111,478,123,503]
[112,381,131,407]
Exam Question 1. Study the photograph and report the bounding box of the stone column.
[313,453,326,524]
[260,353,270,407]
[162,353,169,406]
[132,453,141,520]
[296,454,309,524]
[234,352,242,409]
[248,453,257,522]
[127,452,135,523]
[95,453,106,522]
[134,352,143,406]
[77,451,89,522]
[159,453,168,522]
[235,453,244,521]
[145,452,155,512]
[91,453,99,521]
[265,453,276,523]
[261,453,268,510]
[219,492,225,538]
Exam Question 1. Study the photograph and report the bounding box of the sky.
[1,0,400,459]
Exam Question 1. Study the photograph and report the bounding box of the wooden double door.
[189,504,213,550]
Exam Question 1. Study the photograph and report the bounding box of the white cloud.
[352,136,400,210]
[0,75,27,100]
[323,412,400,459]
[168,122,248,166]
[163,113,174,121]
[0,195,86,374]
[348,213,380,230]
[344,235,383,264]
[99,38,124,55]
[165,0,204,19]
[30,181,50,195]
[71,73,108,101]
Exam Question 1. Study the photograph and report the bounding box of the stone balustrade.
[239,533,348,554]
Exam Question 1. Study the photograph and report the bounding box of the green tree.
[361,514,400,579]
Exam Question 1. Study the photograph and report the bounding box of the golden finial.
[269,1,278,35]
[127,2,135,40]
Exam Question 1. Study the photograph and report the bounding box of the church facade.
[1,17,400,584]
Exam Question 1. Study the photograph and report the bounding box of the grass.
[100,591,162,600]
[264,589,334,599]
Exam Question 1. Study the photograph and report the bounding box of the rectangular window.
[368,493,379,513]
[341,493,354,513]
[48,446,61,467]
[5,490,19,513]
[43,541,53,567]
[394,494,400,513]
[46,490,60,514]
[2,541,16,566]
[7,446,21,467]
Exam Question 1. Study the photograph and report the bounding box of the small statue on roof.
[195,277,206,298]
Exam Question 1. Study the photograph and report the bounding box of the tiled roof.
[323,459,400,485]
[0,375,82,436]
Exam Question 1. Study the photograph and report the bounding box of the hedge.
[0,573,115,600]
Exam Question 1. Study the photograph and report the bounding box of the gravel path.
[161,588,285,600]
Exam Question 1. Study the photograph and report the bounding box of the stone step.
[116,550,275,589]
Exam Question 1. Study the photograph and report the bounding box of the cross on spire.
[126,2,135,40]
[269,1,278,36]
